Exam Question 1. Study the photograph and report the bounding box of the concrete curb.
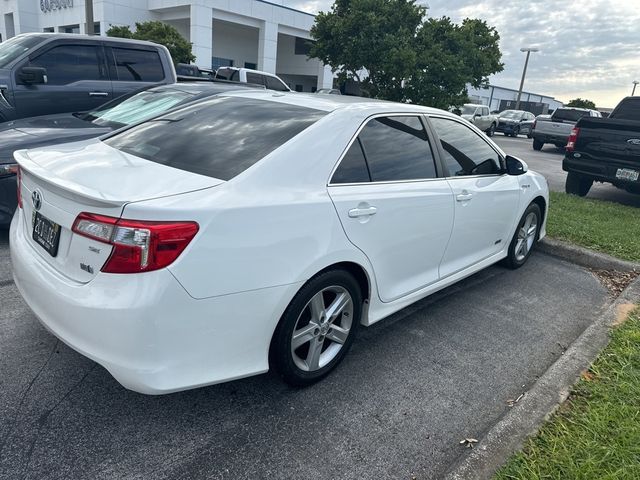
[443,252,640,480]
[537,237,640,272]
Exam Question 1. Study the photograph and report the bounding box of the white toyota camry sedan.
[10,91,548,394]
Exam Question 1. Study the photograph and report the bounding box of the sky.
[283,0,640,108]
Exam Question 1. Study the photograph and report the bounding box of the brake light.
[72,212,199,274]
[16,166,22,209]
[532,119,537,130]
[566,127,580,152]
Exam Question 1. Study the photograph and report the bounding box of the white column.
[317,63,333,90]
[190,4,213,68]
[258,21,278,73]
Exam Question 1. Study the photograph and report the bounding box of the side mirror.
[474,113,481,117]
[505,155,528,176]
[18,66,47,85]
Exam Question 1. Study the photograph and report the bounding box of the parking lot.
[492,135,640,208]
[0,227,611,479]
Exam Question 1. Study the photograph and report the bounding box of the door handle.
[348,206,377,218]
[89,92,109,97]
[456,193,473,202]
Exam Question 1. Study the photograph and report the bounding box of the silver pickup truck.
[459,104,499,136]
[532,107,601,151]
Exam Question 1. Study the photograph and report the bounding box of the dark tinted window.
[430,117,501,176]
[552,109,590,122]
[265,76,288,92]
[30,44,103,84]
[611,98,640,121]
[358,116,436,182]
[113,47,163,82]
[246,72,265,85]
[331,139,371,184]
[104,97,325,180]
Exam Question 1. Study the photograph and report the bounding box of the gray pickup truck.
[531,107,601,151]
[0,33,176,122]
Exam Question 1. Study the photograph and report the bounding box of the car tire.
[565,172,593,197]
[270,269,362,386]
[527,132,532,139]
[486,123,496,137]
[512,126,520,137]
[533,139,543,151]
[503,203,542,270]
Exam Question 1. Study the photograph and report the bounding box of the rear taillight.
[16,166,22,209]
[566,127,580,152]
[532,120,537,130]
[72,212,199,274]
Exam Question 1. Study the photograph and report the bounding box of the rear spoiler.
[176,75,266,89]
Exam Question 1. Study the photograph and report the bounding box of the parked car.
[0,82,260,227]
[215,67,290,92]
[0,33,176,122]
[563,96,640,196]
[496,110,536,137]
[316,88,342,95]
[175,63,215,80]
[531,107,601,151]
[459,104,498,136]
[10,92,548,394]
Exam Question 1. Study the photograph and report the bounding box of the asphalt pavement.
[0,228,611,479]
[492,134,640,208]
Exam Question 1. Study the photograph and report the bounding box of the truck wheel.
[486,123,495,137]
[533,139,543,151]
[565,172,593,197]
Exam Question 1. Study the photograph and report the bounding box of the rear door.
[13,40,112,118]
[328,115,454,302]
[106,45,166,99]
[428,116,521,277]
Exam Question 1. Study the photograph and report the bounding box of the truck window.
[265,75,288,92]
[610,98,640,121]
[246,72,266,86]
[552,109,590,122]
[29,44,104,84]
[112,48,164,82]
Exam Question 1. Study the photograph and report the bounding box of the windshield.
[85,88,193,128]
[500,110,522,120]
[460,105,477,115]
[0,35,44,69]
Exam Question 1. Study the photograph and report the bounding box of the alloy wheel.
[514,212,538,261]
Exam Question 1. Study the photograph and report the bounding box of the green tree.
[107,21,195,64]
[566,98,597,109]
[309,1,504,108]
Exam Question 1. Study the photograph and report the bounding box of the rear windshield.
[104,96,325,180]
[611,98,640,121]
[553,109,590,122]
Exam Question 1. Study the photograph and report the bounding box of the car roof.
[149,82,257,95]
[218,90,451,116]
[18,32,166,48]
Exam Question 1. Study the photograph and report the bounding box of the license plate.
[615,168,640,182]
[33,211,61,257]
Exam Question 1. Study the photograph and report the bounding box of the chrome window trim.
[326,112,440,186]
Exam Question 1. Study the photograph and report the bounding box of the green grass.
[495,308,640,480]
[546,191,640,262]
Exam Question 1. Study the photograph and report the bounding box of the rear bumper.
[10,211,300,394]
[532,132,568,146]
[0,174,17,228]
[563,155,640,188]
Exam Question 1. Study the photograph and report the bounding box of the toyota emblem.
[32,189,43,211]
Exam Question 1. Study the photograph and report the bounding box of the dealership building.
[0,0,334,92]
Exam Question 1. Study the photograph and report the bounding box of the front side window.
[265,76,288,92]
[112,48,164,82]
[246,72,265,85]
[30,44,103,84]
[104,97,325,180]
[358,116,437,182]
[430,117,502,177]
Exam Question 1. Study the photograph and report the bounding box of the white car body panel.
[11,91,549,393]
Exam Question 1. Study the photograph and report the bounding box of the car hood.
[0,113,111,162]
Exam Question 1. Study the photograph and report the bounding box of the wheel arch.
[531,195,547,227]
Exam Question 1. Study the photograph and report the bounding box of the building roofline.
[469,83,560,102]
[256,1,316,17]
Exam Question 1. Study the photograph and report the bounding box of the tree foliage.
[107,21,195,64]
[566,98,597,109]
[309,0,504,108]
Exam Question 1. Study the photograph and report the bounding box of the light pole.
[515,47,539,110]
[633,81,639,96]
[85,0,94,35]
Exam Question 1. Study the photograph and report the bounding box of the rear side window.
[104,97,325,180]
[331,139,371,184]
[358,116,437,182]
[552,109,590,122]
[112,48,164,82]
[30,44,104,84]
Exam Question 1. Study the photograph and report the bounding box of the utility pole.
[85,0,94,35]
[515,47,539,110]
[633,81,639,96]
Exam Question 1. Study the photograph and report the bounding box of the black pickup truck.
[563,96,640,196]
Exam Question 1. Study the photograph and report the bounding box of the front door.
[428,116,521,278]
[328,115,454,302]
